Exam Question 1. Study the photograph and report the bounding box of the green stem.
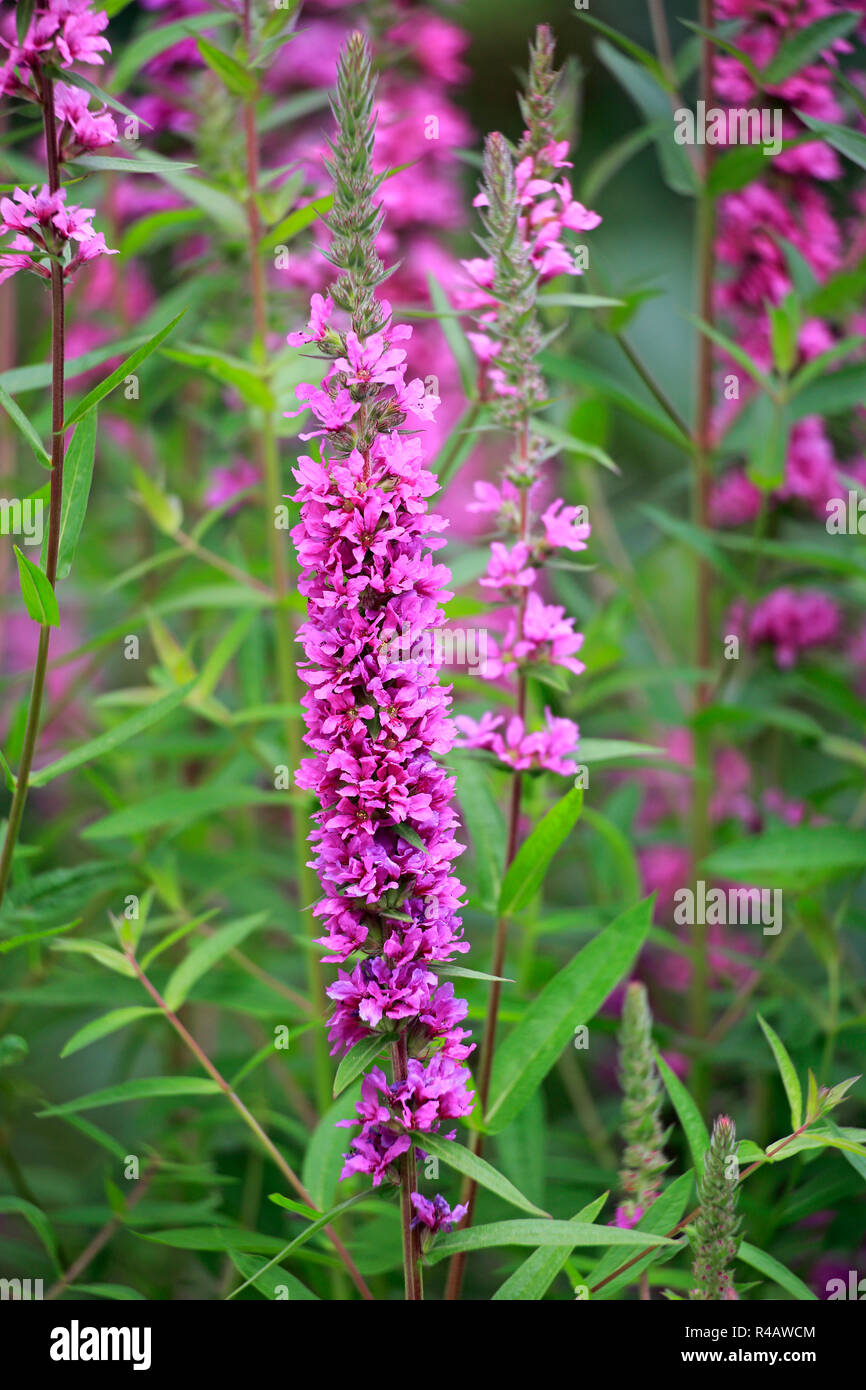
[240,7,330,1115]
[0,68,65,909]
[444,469,530,1302]
[687,4,717,1110]
[391,1034,423,1300]
[129,952,373,1300]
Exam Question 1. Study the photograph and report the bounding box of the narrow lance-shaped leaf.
[412,1132,550,1218]
[30,684,192,788]
[656,1050,710,1179]
[15,546,59,627]
[425,1218,676,1265]
[498,785,583,915]
[757,1013,803,1130]
[485,897,654,1133]
[64,310,187,428]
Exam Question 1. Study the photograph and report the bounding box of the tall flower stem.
[240,2,330,1116]
[688,3,717,1107]
[391,1035,424,1300]
[128,950,373,1300]
[0,68,65,909]
[444,422,532,1305]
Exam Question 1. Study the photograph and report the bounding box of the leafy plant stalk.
[127,948,373,1300]
[0,66,65,908]
[240,0,330,1115]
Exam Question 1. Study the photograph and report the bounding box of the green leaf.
[757,1014,803,1130]
[110,11,235,91]
[575,12,669,86]
[153,170,247,239]
[485,898,653,1133]
[702,825,866,892]
[163,912,267,1012]
[228,1251,319,1300]
[498,787,583,916]
[301,1089,360,1213]
[0,1197,61,1274]
[532,419,619,474]
[542,354,691,453]
[196,36,258,98]
[789,362,866,420]
[14,546,58,627]
[50,935,136,977]
[263,196,333,252]
[737,1240,817,1300]
[141,1227,289,1254]
[71,155,197,175]
[413,1133,550,1218]
[762,14,860,85]
[595,40,698,197]
[30,684,191,787]
[426,1218,675,1265]
[132,466,182,536]
[491,1193,608,1300]
[161,344,275,410]
[453,752,505,911]
[0,1034,28,1066]
[393,823,425,852]
[60,1007,159,1059]
[579,739,664,765]
[64,311,187,428]
[54,410,97,579]
[796,111,866,171]
[685,312,775,395]
[747,395,788,491]
[120,208,204,259]
[333,1034,390,1099]
[68,1283,145,1300]
[427,274,476,395]
[0,380,50,466]
[37,1076,222,1117]
[225,1191,369,1299]
[81,783,290,840]
[656,1050,710,1179]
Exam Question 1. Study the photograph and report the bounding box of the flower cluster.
[0,183,116,284]
[455,28,597,777]
[118,0,472,516]
[745,587,841,668]
[689,1115,741,1301]
[288,34,473,1203]
[0,0,110,97]
[711,0,866,523]
[614,982,670,1230]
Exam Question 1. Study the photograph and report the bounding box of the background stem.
[240,4,330,1115]
[0,67,65,908]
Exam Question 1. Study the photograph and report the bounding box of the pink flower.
[747,588,841,668]
[480,541,536,592]
[540,498,591,551]
[286,292,334,347]
[204,458,260,512]
[54,81,117,153]
[710,469,763,527]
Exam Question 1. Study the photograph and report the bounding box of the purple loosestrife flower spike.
[516,24,559,166]
[690,1114,742,1301]
[454,26,599,774]
[286,32,473,1211]
[477,130,546,458]
[322,32,389,340]
[615,982,670,1229]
